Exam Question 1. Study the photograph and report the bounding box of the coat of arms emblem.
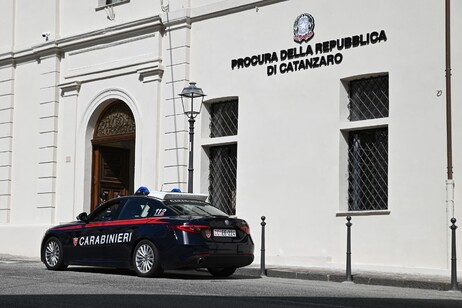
[293,13,315,43]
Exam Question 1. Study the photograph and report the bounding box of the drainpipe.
[445,0,459,291]
[445,0,454,218]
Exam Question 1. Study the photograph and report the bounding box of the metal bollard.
[450,218,459,291]
[260,216,266,277]
[345,216,353,282]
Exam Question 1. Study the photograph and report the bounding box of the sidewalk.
[0,253,40,263]
[1,253,459,291]
[236,265,460,291]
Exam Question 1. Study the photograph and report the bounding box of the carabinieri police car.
[40,187,254,277]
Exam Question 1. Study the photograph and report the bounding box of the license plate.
[213,229,237,237]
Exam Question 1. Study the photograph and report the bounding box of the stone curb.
[235,267,461,292]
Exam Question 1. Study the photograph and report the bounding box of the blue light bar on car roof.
[150,191,208,201]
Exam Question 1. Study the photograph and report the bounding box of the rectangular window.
[348,129,388,211]
[346,75,389,211]
[208,145,237,215]
[204,98,239,214]
[348,76,389,121]
[209,100,238,138]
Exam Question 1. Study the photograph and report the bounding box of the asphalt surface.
[0,254,462,307]
[0,253,460,291]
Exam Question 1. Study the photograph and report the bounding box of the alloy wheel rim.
[135,244,154,274]
[45,241,60,267]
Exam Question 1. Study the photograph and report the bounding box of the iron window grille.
[208,145,237,215]
[209,100,238,138]
[348,76,389,121]
[348,128,388,211]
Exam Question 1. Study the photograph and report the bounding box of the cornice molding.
[58,15,163,49]
[0,54,15,67]
[68,33,156,56]
[160,8,191,29]
[137,65,164,83]
[59,81,81,97]
[189,0,288,22]
[0,15,164,65]
[0,1,288,66]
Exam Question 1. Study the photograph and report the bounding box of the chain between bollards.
[345,216,353,282]
[260,216,266,277]
[450,217,459,291]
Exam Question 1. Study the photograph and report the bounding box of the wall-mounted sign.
[293,13,315,43]
[230,14,387,77]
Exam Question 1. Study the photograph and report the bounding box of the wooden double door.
[92,146,131,211]
[91,101,136,211]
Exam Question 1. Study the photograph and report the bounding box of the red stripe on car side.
[86,218,169,228]
[52,218,168,231]
[53,225,84,231]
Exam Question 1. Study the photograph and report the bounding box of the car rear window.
[165,200,228,217]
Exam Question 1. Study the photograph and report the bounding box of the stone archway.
[91,101,135,210]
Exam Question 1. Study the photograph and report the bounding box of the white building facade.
[1,0,462,277]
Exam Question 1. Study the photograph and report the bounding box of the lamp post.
[179,82,206,193]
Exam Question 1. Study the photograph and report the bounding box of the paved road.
[0,259,462,307]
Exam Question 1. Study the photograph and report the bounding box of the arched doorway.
[91,101,135,210]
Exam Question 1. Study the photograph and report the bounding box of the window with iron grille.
[348,129,388,210]
[348,76,389,121]
[346,75,389,211]
[208,145,237,215]
[209,100,238,138]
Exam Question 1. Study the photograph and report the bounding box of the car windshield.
[165,200,228,217]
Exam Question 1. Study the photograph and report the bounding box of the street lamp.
[179,82,206,193]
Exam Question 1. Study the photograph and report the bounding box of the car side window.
[114,198,176,220]
[150,202,175,217]
[118,198,153,220]
[92,202,122,222]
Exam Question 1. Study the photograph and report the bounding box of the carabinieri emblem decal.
[293,13,315,43]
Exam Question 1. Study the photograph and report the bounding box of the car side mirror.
[76,212,88,222]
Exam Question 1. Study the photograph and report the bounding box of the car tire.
[42,237,68,271]
[133,240,163,277]
[207,267,237,277]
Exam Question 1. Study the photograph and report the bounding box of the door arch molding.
[93,101,136,143]
[77,88,142,213]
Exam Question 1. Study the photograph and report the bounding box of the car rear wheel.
[42,237,68,271]
[133,240,163,277]
[207,267,236,277]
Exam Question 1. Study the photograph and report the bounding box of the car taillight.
[170,225,210,234]
[239,224,250,235]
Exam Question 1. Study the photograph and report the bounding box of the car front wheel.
[42,237,68,271]
[133,240,163,277]
[207,267,236,277]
